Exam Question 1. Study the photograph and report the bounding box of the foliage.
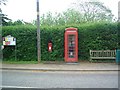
[62,9,83,25]
[0,0,7,5]
[118,22,120,49]
[72,1,115,22]
[77,22,117,59]
[0,0,12,26]
[2,25,37,61]
[3,60,38,64]
[2,1,115,26]
[40,9,83,26]
[39,1,115,26]
[2,22,118,61]
[0,0,26,26]
[3,19,33,26]
[7,20,25,26]
[1,14,11,26]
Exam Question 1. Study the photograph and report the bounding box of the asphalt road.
[2,70,118,88]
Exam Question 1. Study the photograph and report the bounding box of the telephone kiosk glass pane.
[68,35,75,58]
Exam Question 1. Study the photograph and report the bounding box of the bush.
[2,25,37,61]
[118,22,120,49]
[2,22,118,61]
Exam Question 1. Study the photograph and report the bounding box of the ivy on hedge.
[2,22,118,61]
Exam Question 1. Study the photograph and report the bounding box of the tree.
[1,14,11,26]
[6,20,33,26]
[62,9,83,25]
[40,9,83,26]
[72,1,114,22]
[0,0,7,5]
[40,12,56,26]
[12,20,25,25]
[0,0,12,26]
[53,12,65,25]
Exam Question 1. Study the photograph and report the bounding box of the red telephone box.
[64,28,78,62]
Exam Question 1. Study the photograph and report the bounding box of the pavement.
[1,62,119,71]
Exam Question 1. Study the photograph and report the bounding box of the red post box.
[48,41,52,52]
[64,28,78,62]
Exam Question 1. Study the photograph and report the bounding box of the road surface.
[2,70,118,88]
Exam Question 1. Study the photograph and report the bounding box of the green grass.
[2,60,38,64]
[89,59,116,63]
[2,59,116,64]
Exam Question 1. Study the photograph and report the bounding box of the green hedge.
[118,22,120,49]
[2,25,37,61]
[77,22,118,59]
[2,22,118,61]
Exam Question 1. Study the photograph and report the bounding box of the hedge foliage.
[2,22,118,61]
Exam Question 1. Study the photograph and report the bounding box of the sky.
[1,0,120,22]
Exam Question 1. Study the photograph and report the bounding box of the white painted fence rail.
[90,50,116,61]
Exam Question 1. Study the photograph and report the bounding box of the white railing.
[90,50,116,60]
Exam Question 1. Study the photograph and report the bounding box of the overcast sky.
[1,0,119,22]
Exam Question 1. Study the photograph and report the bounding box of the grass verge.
[2,60,38,64]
